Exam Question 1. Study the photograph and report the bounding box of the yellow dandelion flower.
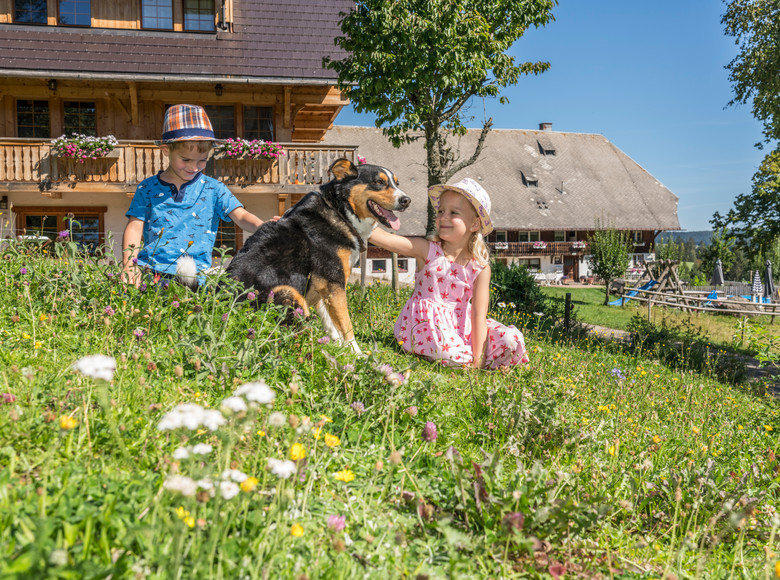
[290,523,304,537]
[59,416,78,430]
[765,425,773,432]
[608,445,616,457]
[240,477,259,492]
[176,506,188,519]
[257,429,266,437]
[652,435,661,444]
[290,443,306,461]
[692,426,700,434]
[34,341,42,349]
[737,425,744,430]
[184,516,195,528]
[324,433,341,448]
[312,427,322,440]
[321,414,333,423]
[22,333,31,340]
[334,469,355,482]
[39,314,48,322]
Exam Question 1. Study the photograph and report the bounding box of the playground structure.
[610,259,780,319]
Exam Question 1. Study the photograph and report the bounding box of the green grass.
[1,243,780,578]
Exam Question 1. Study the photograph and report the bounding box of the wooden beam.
[128,81,139,125]
[284,86,292,129]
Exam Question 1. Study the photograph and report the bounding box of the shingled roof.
[0,0,352,83]
[323,125,681,236]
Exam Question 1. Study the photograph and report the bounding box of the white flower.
[221,469,248,483]
[72,354,116,381]
[201,409,227,431]
[234,381,275,404]
[196,478,214,490]
[221,396,247,413]
[268,411,286,428]
[191,443,213,456]
[173,446,191,460]
[219,480,240,500]
[533,312,544,317]
[157,403,226,432]
[163,475,198,496]
[267,458,296,479]
[498,302,506,308]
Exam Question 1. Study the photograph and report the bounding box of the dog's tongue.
[377,206,400,230]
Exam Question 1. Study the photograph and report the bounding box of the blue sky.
[334,1,766,232]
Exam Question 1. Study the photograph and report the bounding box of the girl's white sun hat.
[428,177,493,235]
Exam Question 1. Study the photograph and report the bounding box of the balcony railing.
[0,139,359,191]
[488,241,589,256]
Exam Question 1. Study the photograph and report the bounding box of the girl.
[368,178,529,369]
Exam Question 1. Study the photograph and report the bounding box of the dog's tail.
[175,255,199,291]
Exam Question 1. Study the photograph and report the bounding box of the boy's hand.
[122,266,141,288]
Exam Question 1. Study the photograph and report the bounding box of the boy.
[122,104,266,286]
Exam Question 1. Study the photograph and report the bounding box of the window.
[204,105,235,140]
[371,259,386,273]
[554,231,565,242]
[495,230,507,243]
[17,100,50,138]
[142,0,172,29]
[59,0,90,25]
[214,220,241,257]
[243,106,274,141]
[631,231,644,244]
[398,259,408,273]
[184,0,214,31]
[63,101,96,135]
[515,258,541,272]
[518,231,540,243]
[15,0,47,23]
[15,206,106,253]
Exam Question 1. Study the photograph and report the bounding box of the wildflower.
[351,401,365,415]
[72,354,116,381]
[610,368,625,381]
[247,291,256,301]
[317,336,331,344]
[163,475,198,497]
[405,406,418,417]
[221,469,248,483]
[327,515,346,532]
[502,512,524,533]
[173,447,191,460]
[312,426,322,440]
[737,425,744,430]
[20,267,27,275]
[234,380,275,404]
[692,426,700,435]
[268,411,286,428]
[652,435,661,444]
[1,393,16,404]
[267,458,296,479]
[240,476,258,492]
[49,549,68,567]
[290,443,306,461]
[334,469,355,482]
[766,425,774,432]
[290,523,304,537]
[320,414,333,423]
[608,445,616,457]
[324,433,341,448]
[221,313,229,322]
[191,443,212,456]
[219,480,240,500]
[39,314,48,322]
[221,396,247,414]
[58,230,69,239]
[104,305,115,316]
[247,328,256,339]
[171,301,180,308]
[422,421,438,443]
[134,329,145,340]
[59,416,78,430]
[257,429,266,437]
[157,403,227,432]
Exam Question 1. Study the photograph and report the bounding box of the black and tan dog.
[223,158,410,354]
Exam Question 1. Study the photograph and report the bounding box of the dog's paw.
[346,339,363,356]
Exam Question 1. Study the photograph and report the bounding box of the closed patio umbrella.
[764,260,776,301]
[711,258,725,286]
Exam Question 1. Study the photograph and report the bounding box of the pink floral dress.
[394,242,530,369]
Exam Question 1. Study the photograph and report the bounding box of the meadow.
[1,240,780,579]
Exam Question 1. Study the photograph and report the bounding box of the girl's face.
[435,190,480,244]
[161,143,210,186]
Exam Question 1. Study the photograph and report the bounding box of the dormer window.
[537,138,556,156]
[521,168,538,187]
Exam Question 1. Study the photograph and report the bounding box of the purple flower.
[247,328,256,339]
[1,393,16,404]
[221,313,229,321]
[247,291,256,301]
[317,336,331,345]
[351,401,365,415]
[342,364,355,372]
[502,512,525,533]
[327,515,346,532]
[422,421,438,443]
[610,368,625,381]
[171,301,179,308]
[134,329,145,340]
[293,307,304,318]
[104,306,115,316]
[405,406,418,417]
[58,230,69,239]
[19,267,27,275]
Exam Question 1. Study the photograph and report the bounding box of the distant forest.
[656,231,712,245]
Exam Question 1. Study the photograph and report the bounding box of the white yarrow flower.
[157,403,226,432]
[267,411,286,428]
[72,354,116,381]
[234,381,275,404]
[219,480,240,500]
[221,469,248,483]
[200,409,227,431]
[221,396,248,413]
[196,478,214,490]
[191,443,213,456]
[172,446,191,460]
[163,475,198,497]
[267,458,296,479]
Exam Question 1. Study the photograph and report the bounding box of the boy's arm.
[368,228,429,263]
[122,217,144,287]
[228,207,281,234]
[470,265,491,369]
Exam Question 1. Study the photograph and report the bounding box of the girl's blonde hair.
[428,192,491,266]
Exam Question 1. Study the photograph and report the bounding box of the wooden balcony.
[488,241,589,256]
[0,139,359,197]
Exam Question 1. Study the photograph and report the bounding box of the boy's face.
[161,142,210,185]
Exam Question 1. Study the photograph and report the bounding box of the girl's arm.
[368,227,429,263]
[470,264,491,369]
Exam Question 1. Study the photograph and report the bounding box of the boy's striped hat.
[162,104,216,143]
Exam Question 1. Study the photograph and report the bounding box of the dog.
[193,158,410,354]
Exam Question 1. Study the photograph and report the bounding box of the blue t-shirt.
[126,172,242,276]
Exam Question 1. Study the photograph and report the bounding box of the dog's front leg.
[308,278,362,355]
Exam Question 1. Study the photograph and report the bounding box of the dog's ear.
[329,158,358,181]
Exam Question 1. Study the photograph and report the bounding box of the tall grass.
[1,241,779,578]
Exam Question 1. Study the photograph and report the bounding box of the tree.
[710,149,780,251]
[698,227,736,279]
[586,220,633,306]
[324,0,556,233]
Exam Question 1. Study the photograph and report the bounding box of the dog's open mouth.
[367,200,401,230]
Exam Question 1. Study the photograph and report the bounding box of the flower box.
[50,134,119,162]
[572,241,587,249]
[494,242,509,250]
[215,138,286,160]
[532,241,547,249]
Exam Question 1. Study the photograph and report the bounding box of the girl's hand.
[368,228,428,263]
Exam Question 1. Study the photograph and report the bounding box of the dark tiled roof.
[323,126,681,235]
[0,0,352,82]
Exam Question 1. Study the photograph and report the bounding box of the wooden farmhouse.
[324,125,681,283]
[0,0,354,260]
